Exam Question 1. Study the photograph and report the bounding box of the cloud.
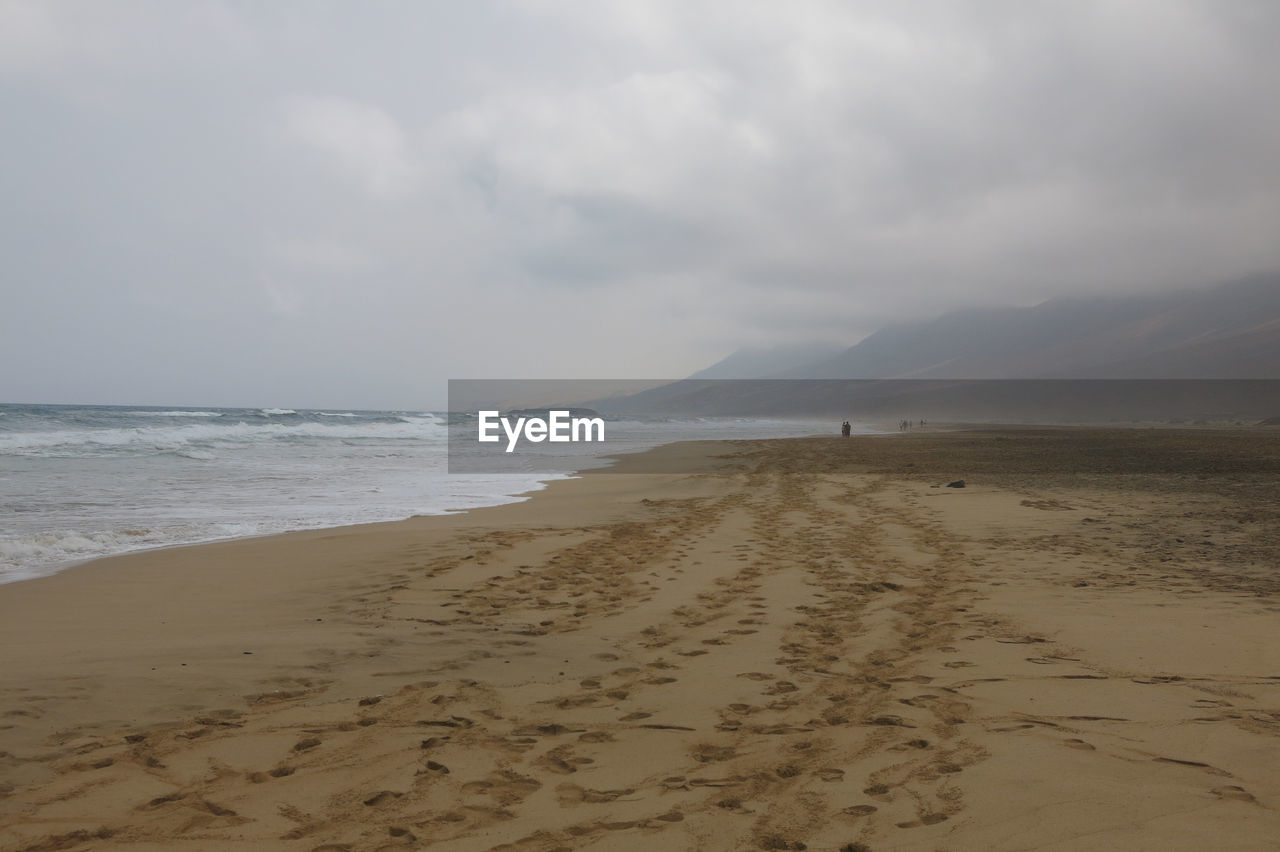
[0,0,252,77]
[2,1,1279,407]
[270,238,372,274]
[517,193,707,284]
[0,0,67,72]
[283,95,420,198]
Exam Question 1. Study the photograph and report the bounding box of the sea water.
[0,404,837,583]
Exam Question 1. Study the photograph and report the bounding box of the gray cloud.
[521,193,714,284]
[2,0,1278,407]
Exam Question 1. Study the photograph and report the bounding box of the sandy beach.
[2,428,1279,851]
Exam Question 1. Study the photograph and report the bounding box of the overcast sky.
[2,1,1278,408]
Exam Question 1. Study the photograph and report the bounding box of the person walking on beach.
[841,421,851,437]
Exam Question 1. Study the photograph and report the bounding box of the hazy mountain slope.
[1085,317,1280,378]
[619,274,1280,422]
[789,273,1280,379]
[679,272,1280,382]
[689,343,845,379]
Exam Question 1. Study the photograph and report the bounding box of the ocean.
[0,404,836,584]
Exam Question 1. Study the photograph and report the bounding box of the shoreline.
[2,428,1278,849]
[13,415,1264,587]
[0,413,838,587]
[0,476,571,590]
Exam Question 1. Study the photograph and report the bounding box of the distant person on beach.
[841,421,851,437]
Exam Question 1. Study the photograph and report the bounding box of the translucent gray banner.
[447,379,1280,474]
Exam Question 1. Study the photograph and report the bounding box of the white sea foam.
[0,405,502,582]
[0,523,264,583]
[261,408,297,415]
[0,417,447,456]
[172,448,217,460]
[0,404,833,584]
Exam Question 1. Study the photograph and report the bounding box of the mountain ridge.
[698,273,1280,380]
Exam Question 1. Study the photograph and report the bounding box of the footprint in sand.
[997,635,1049,645]
[537,746,593,775]
[1153,757,1232,777]
[142,792,186,809]
[363,790,403,807]
[890,738,930,752]
[691,744,737,763]
[557,782,635,805]
[897,813,948,828]
[1063,738,1096,750]
[865,714,913,728]
[1212,785,1256,803]
[842,804,878,818]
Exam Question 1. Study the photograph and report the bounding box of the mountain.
[790,272,1280,379]
[688,343,845,380]
[589,273,1280,422]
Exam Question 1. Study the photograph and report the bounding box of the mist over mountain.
[688,343,845,380]
[702,273,1280,380]
[589,274,1280,423]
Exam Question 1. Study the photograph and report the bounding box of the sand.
[2,428,1279,850]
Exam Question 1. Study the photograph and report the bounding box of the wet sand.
[2,428,1279,850]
